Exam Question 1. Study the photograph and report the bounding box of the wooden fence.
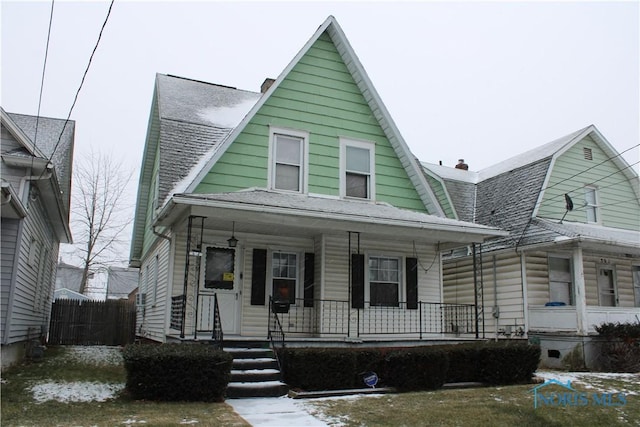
[48,299,136,346]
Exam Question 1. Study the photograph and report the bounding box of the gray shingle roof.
[5,112,74,214]
[155,74,261,205]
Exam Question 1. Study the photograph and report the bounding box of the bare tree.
[66,150,135,295]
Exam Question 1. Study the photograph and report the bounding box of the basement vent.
[583,147,593,160]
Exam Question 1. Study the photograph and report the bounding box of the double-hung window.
[369,256,400,307]
[270,127,308,193]
[548,255,573,305]
[341,138,375,199]
[584,186,599,223]
[272,252,298,304]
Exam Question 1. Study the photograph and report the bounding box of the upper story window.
[584,186,599,223]
[340,138,375,199]
[269,127,308,193]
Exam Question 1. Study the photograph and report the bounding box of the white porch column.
[573,247,587,335]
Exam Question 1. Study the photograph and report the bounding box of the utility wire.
[39,0,115,180]
[31,0,56,159]
[539,160,640,207]
[541,143,640,194]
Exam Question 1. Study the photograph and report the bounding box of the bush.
[477,341,540,385]
[122,343,232,401]
[281,341,540,392]
[595,321,640,372]
[442,343,483,383]
[385,347,448,391]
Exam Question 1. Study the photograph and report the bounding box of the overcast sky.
[2,0,638,267]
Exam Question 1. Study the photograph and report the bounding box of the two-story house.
[423,125,640,368]
[129,16,505,345]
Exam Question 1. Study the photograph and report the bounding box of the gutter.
[161,194,509,240]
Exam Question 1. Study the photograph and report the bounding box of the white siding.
[3,194,60,344]
[444,251,525,337]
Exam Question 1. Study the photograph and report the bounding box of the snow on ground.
[64,345,124,366]
[29,346,125,404]
[30,381,125,403]
[535,370,640,396]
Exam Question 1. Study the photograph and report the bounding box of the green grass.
[2,346,638,426]
[0,346,249,427]
[305,380,640,426]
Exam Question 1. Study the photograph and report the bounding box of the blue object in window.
[545,301,566,306]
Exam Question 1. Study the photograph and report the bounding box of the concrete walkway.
[227,396,328,426]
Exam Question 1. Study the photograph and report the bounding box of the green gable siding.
[195,32,427,213]
[538,135,640,230]
[142,145,161,255]
[424,174,456,219]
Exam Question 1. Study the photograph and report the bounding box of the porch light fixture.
[227,222,238,248]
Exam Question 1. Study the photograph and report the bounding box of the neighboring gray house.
[106,266,139,300]
[1,108,74,367]
[54,261,85,293]
[423,125,640,369]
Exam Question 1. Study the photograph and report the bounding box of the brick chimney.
[261,78,276,94]
[455,159,469,170]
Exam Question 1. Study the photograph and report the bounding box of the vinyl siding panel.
[137,237,170,342]
[195,32,427,213]
[525,251,551,306]
[444,252,525,336]
[4,195,59,344]
[538,136,640,230]
[1,219,20,343]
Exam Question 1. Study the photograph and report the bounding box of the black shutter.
[406,257,418,309]
[251,249,267,305]
[304,253,315,307]
[351,253,365,309]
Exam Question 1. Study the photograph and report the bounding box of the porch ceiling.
[155,190,507,245]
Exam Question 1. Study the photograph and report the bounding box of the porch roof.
[532,218,640,255]
[155,189,507,244]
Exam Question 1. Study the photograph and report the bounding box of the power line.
[29,0,55,176]
[540,160,640,207]
[39,0,115,179]
[541,143,640,194]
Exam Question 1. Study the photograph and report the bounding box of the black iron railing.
[269,298,476,338]
[211,294,223,349]
[268,297,286,372]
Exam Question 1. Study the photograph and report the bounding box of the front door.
[201,246,240,334]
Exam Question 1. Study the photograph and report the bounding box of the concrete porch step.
[224,341,288,399]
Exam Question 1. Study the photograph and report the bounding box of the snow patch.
[30,381,125,403]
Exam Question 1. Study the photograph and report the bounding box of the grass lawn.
[304,376,640,426]
[1,346,249,427]
[1,345,638,426]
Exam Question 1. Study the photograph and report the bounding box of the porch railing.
[267,297,286,372]
[211,294,223,349]
[269,298,476,338]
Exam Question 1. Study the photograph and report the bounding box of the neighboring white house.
[423,125,640,369]
[1,108,74,367]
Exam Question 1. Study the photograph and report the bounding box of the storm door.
[200,247,240,334]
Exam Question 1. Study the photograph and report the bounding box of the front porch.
[170,295,478,341]
[529,305,640,335]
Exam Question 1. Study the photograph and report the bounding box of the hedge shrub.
[281,341,540,391]
[122,343,232,401]
[595,321,640,372]
[477,341,540,385]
